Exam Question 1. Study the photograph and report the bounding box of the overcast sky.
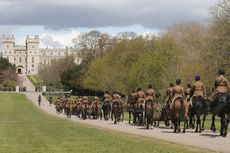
[0,0,218,48]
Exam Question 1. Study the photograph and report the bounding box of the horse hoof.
[195,130,198,133]
[213,128,216,132]
[222,132,227,137]
[183,129,186,133]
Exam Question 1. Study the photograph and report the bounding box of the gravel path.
[23,92,230,153]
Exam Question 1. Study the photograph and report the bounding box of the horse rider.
[170,79,184,109]
[82,96,89,108]
[145,84,156,102]
[127,90,137,108]
[190,76,206,101]
[137,87,145,104]
[211,68,230,100]
[185,83,192,102]
[164,83,174,107]
[92,96,99,106]
[103,91,111,104]
[131,90,137,97]
[112,92,121,104]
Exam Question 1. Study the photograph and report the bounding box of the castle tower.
[25,35,40,74]
[1,35,15,62]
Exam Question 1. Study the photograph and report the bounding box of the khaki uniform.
[137,91,145,104]
[145,88,155,101]
[215,75,230,93]
[172,85,184,100]
[191,81,206,98]
[92,96,99,105]
[113,94,121,103]
[184,87,191,102]
[104,93,111,102]
[131,92,137,97]
[82,96,88,105]
[165,87,173,104]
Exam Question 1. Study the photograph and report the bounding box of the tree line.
[0,57,17,90]
[38,0,230,95]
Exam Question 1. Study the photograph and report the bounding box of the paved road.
[18,74,35,92]
[23,92,230,153]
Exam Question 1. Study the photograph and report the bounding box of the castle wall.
[1,35,82,75]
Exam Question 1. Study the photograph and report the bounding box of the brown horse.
[55,100,63,114]
[65,100,72,118]
[81,102,88,120]
[170,97,189,133]
[91,102,99,119]
[145,100,154,129]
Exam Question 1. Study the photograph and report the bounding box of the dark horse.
[112,101,123,124]
[133,101,144,126]
[210,93,230,137]
[102,100,111,121]
[190,96,209,133]
[127,95,137,124]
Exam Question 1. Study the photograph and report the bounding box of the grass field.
[0,93,212,153]
[27,75,43,86]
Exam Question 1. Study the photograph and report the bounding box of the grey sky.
[0,0,217,30]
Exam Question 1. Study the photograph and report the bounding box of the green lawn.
[0,93,212,153]
[27,75,43,86]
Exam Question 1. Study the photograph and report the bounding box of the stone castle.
[1,35,82,74]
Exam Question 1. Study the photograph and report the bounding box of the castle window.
[5,51,6,54]
[14,52,16,54]
[30,52,32,54]
[32,46,34,48]
[25,58,27,63]
[19,57,22,63]
[7,45,9,48]
[14,57,16,62]
[51,52,53,55]
[32,64,34,68]
[20,52,21,54]
[35,52,36,54]
[7,57,9,60]
[9,51,11,54]
[32,57,34,63]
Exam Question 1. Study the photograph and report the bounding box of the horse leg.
[128,110,131,124]
[201,113,207,131]
[198,115,202,133]
[223,114,230,137]
[178,120,181,133]
[211,114,216,132]
[173,119,177,133]
[189,113,195,129]
[183,115,188,133]
[220,115,225,136]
